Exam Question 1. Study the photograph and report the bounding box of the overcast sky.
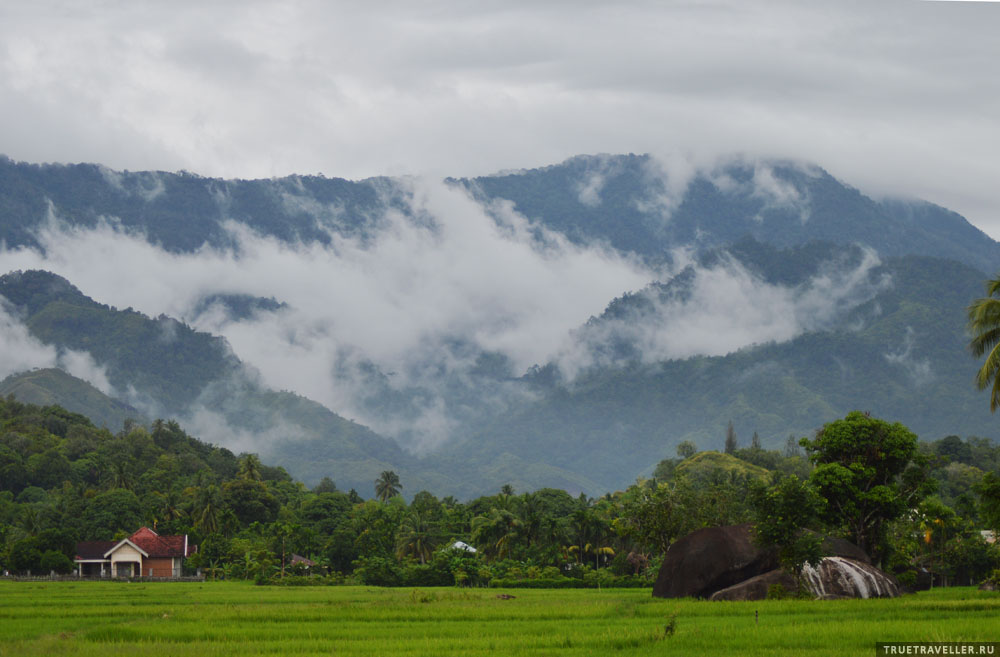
[1,1,998,235]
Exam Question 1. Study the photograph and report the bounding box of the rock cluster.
[653,524,898,601]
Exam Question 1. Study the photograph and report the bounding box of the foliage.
[0,394,995,592]
[750,475,825,582]
[802,411,933,563]
[375,470,402,503]
[977,471,1000,533]
[968,276,1000,412]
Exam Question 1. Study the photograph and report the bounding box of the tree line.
[2,395,1000,588]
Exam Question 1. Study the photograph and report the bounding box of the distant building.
[289,554,315,568]
[74,527,197,578]
[449,541,477,553]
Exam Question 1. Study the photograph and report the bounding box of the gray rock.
[654,524,884,600]
[800,557,898,598]
[653,524,779,599]
[709,569,798,601]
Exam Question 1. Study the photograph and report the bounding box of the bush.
[353,556,403,587]
[39,549,74,574]
[766,583,789,599]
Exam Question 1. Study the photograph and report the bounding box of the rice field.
[0,581,997,656]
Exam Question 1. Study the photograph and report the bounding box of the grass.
[0,581,996,656]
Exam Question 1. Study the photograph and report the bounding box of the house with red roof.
[74,527,197,578]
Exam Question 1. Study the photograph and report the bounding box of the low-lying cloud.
[0,302,114,394]
[0,177,655,450]
[0,169,893,453]
[557,247,887,377]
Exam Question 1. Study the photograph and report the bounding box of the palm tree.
[194,485,222,535]
[106,460,135,491]
[374,471,401,503]
[237,454,263,481]
[969,277,1000,411]
[396,511,438,564]
[156,489,184,529]
[471,508,522,561]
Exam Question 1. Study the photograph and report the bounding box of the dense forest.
[2,395,1000,589]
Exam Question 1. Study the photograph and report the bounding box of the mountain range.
[0,153,997,497]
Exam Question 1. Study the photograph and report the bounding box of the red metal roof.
[74,528,196,561]
[128,527,196,558]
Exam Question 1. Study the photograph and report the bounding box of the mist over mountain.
[1,152,997,497]
[463,155,1000,273]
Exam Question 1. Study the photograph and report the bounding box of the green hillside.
[0,368,143,431]
[450,253,1000,492]
[0,271,437,495]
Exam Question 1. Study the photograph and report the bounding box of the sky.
[1,1,998,236]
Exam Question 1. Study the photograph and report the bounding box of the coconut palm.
[396,511,438,564]
[194,485,222,535]
[374,471,401,503]
[969,277,1000,411]
[237,454,263,481]
[471,508,522,561]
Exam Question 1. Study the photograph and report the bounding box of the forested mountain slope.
[2,153,999,496]
[447,252,998,491]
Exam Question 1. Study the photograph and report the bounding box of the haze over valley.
[1,153,997,497]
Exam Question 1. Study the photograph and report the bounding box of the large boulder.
[710,558,899,601]
[653,524,877,599]
[819,535,870,565]
[653,524,778,598]
[801,557,898,598]
[709,569,798,601]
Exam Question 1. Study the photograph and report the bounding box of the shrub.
[39,550,74,574]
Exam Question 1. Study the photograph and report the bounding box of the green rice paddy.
[0,581,996,656]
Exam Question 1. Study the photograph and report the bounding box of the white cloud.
[884,326,934,385]
[0,302,59,378]
[1,177,654,450]
[58,349,114,396]
[0,1,996,236]
[558,247,887,376]
[0,300,115,395]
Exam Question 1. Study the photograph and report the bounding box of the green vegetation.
[0,368,144,431]
[3,246,1000,498]
[453,252,1000,494]
[0,582,997,656]
[968,274,1000,411]
[802,412,933,563]
[2,390,999,590]
[0,270,424,496]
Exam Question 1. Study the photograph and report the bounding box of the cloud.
[0,300,115,395]
[0,1,996,237]
[0,302,59,378]
[558,247,887,376]
[1,177,654,450]
[574,154,623,207]
[884,326,933,385]
[58,349,115,396]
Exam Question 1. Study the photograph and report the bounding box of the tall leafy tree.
[976,471,1000,534]
[750,475,825,585]
[724,421,737,454]
[801,411,933,564]
[471,508,522,561]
